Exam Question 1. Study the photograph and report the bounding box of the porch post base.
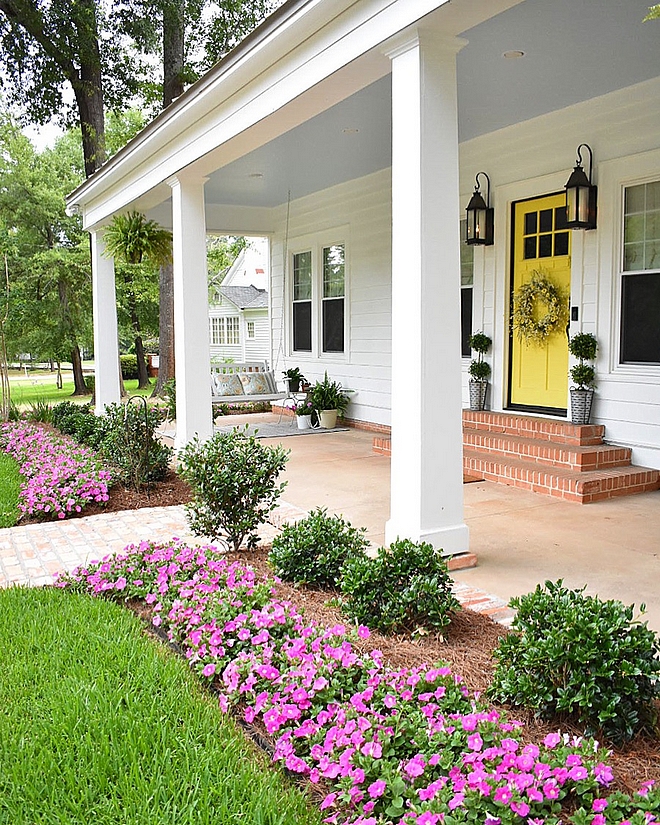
[384,520,470,557]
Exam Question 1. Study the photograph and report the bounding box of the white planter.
[296,414,312,430]
[319,409,338,429]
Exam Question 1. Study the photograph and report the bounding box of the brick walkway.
[0,502,514,625]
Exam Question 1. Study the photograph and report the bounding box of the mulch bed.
[20,469,660,794]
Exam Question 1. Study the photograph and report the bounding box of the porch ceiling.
[159,0,659,218]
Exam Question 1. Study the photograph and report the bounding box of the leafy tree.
[0,114,91,393]
[0,0,147,178]
[207,235,248,278]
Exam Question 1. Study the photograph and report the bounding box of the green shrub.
[98,402,172,489]
[52,402,103,448]
[179,427,288,552]
[25,398,53,423]
[488,579,660,743]
[120,354,139,380]
[269,507,368,587]
[340,539,460,634]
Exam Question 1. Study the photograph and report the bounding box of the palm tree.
[104,212,172,389]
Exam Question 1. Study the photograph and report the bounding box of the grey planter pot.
[570,388,594,425]
[469,380,488,411]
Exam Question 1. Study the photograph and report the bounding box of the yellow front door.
[509,193,571,413]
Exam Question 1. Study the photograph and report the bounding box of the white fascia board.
[75,0,456,229]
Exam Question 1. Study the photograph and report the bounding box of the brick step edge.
[464,450,660,503]
[462,410,604,446]
[463,428,631,472]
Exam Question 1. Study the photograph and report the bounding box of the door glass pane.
[538,234,552,257]
[524,237,537,259]
[554,232,569,256]
[539,209,553,233]
[554,207,568,231]
[524,212,537,235]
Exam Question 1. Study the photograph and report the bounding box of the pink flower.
[467,732,483,751]
[367,780,386,798]
[357,625,371,639]
[202,663,216,677]
[543,732,561,748]
[592,799,608,813]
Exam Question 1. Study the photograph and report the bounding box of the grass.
[0,586,323,825]
[9,378,154,406]
[0,453,21,528]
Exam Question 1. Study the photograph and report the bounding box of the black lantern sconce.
[465,172,494,245]
[565,144,597,230]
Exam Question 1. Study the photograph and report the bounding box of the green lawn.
[9,377,154,406]
[0,586,322,825]
[0,453,21,528]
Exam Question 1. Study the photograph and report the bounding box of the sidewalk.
[2,412,657,631]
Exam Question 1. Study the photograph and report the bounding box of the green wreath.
[513,269,568,345]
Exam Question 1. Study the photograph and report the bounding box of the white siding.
[270,169,392,426]
[208,299,270,363]
[461,76,660,468]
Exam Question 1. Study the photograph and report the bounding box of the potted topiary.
[310,371,349,429]
[283,366,306,393]
[467,332,492,411]
[568,332,598,424]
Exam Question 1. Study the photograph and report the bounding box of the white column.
[385,32,469,556]
[91,229,121,414]
[169,172,213,449]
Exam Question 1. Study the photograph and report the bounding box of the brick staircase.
[462,410,660,503]
[372,412,660,503]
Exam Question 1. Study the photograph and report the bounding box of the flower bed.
[0,422,111,519]
[56,541,659,825]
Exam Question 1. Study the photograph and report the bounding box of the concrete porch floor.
[221,412,660,632]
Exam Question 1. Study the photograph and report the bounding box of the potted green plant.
[467,332,492,411]
[294,398,315,430]
[310,372,349,429]
[283,366,306,393]
[568,332,598,424]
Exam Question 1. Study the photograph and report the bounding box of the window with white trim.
[247,321,255,339]
[620,180,660,364]
[290,241,346,356]
[460,219,474,358]
[209,316,240,346]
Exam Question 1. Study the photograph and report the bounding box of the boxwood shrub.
[269,507,368,587]
[340,538,460,634]
[488,579,660,743]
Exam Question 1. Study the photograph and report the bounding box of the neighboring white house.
[67,0,660,555]
[208,237,270,363]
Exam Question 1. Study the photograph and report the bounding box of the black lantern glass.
[465,172,494,245]
[565,144,597,230]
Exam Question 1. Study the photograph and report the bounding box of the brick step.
[463,410,604,446]
[463,449,660,503]
[463,428,632,472]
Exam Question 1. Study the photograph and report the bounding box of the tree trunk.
[71,0,106,177]
[134,335,150,390]
[163,0,185,108]
[70,344,87,395]
[151,262,175,397]
[149,5,185,398]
